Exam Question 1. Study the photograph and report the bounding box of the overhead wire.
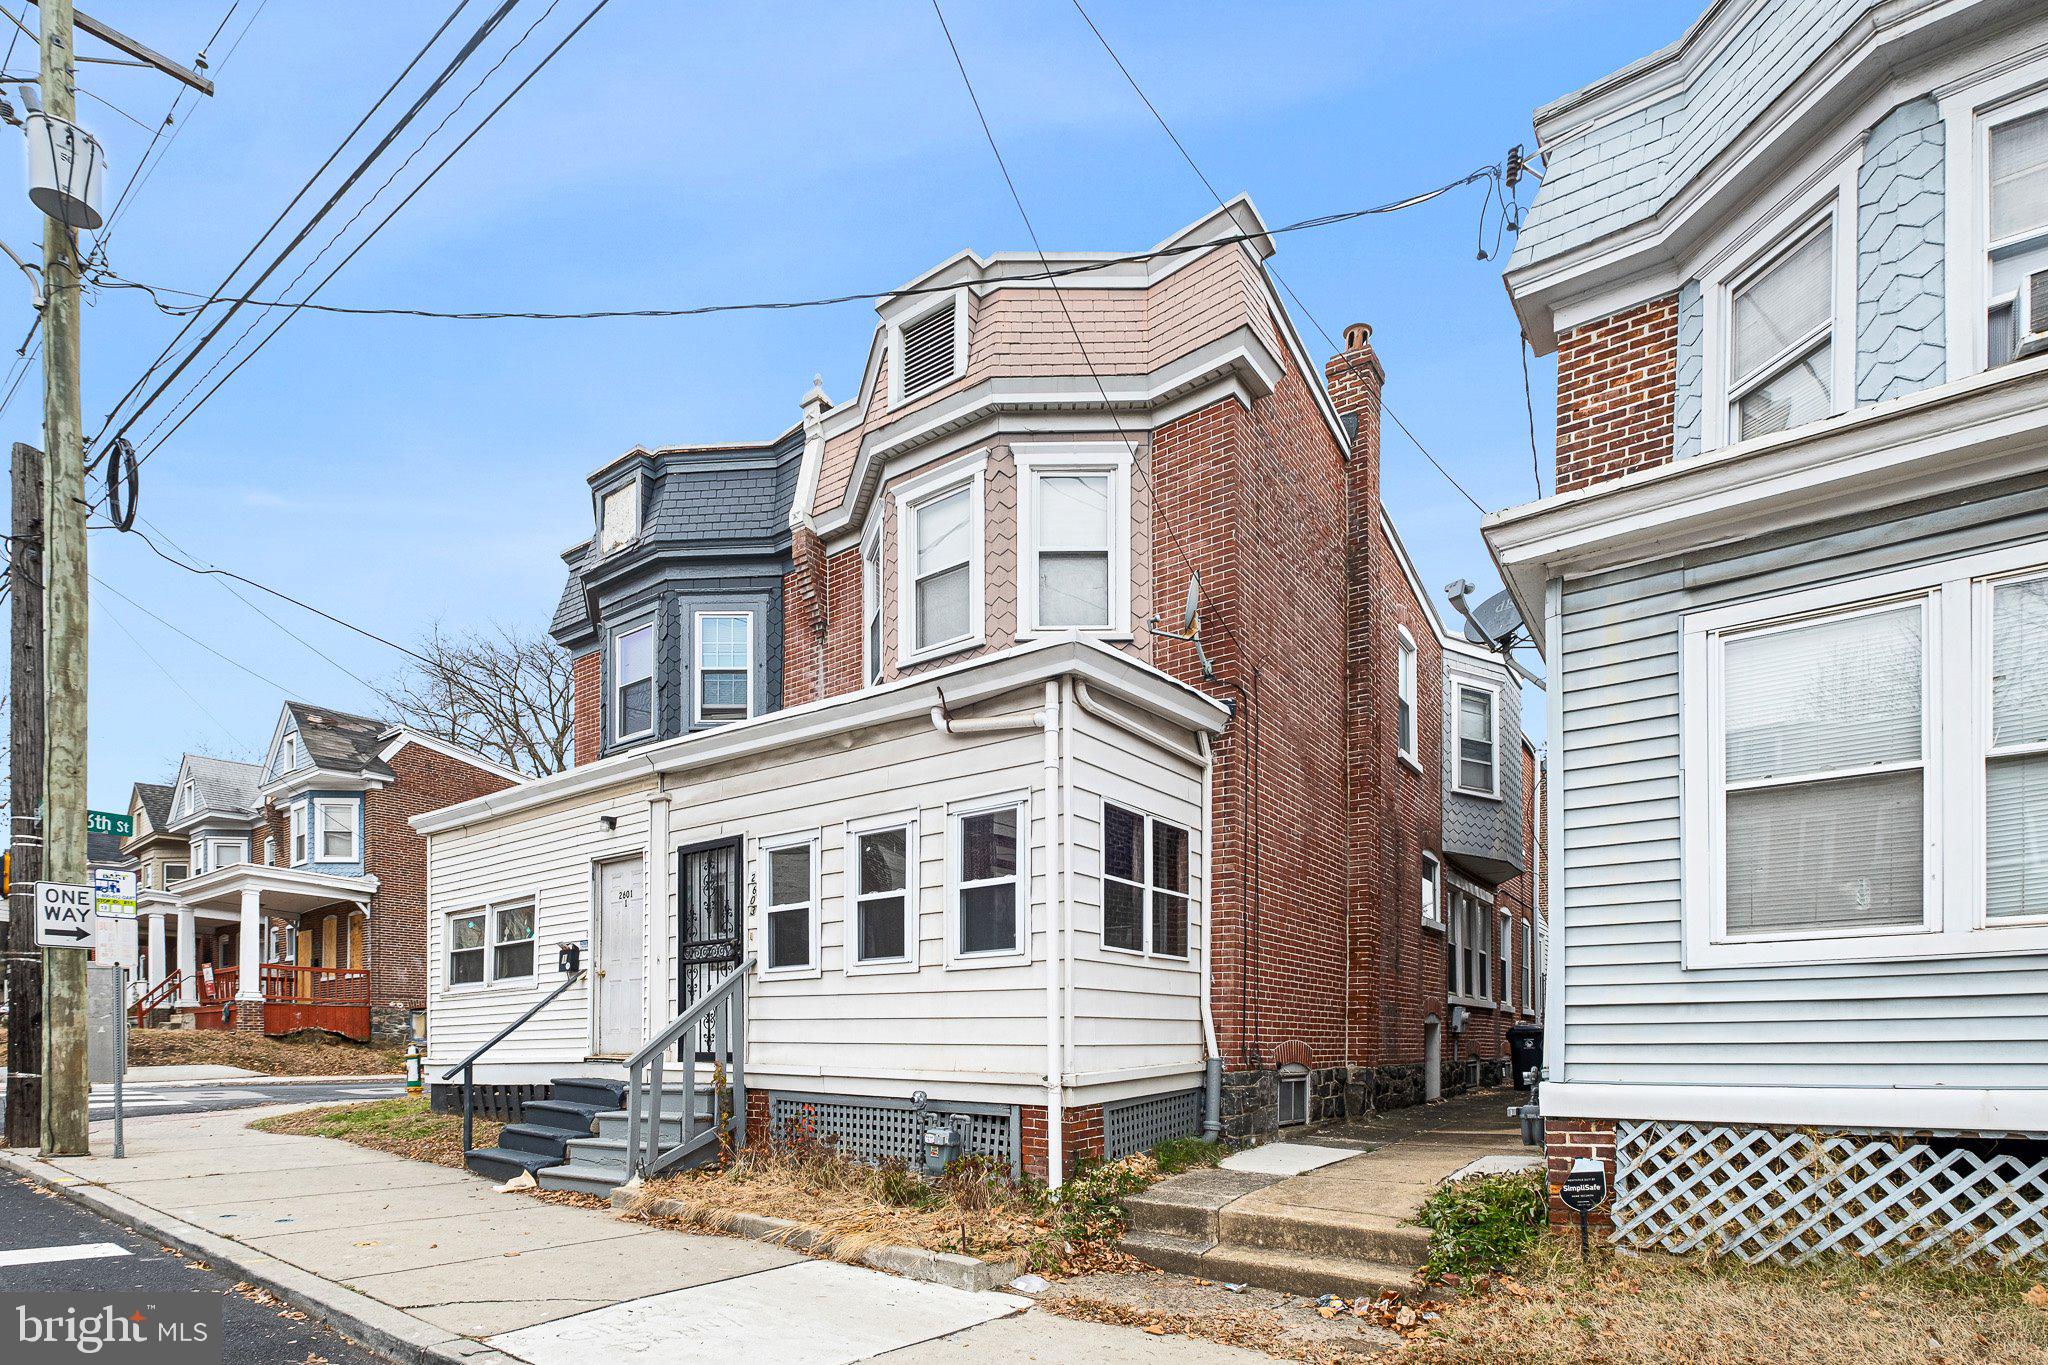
[96,595,245,749]
[90,572,297,693]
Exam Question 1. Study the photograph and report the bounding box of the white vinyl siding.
[1556,484,2048,1094]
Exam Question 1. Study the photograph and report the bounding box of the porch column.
[175,906,198,1007]
[235,885,265,1033]
[146,911,168,987]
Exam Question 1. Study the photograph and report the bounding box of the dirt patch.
[126,1028,404,1076]
[1395,1244,2048,1364]
[251,1097,495,1169]
[1043,1271,1402,1363]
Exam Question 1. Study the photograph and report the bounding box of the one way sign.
[35,882,96,950]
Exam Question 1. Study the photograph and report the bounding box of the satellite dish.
[1179,572,1202,635]
[1463,589,1525,648]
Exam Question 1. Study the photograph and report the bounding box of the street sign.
[92,865,139,920]
[88,809,133,838]
[34,881,96,949]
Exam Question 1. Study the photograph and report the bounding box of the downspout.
[1197,731,1222,1141]
[1060,677,1076,1093]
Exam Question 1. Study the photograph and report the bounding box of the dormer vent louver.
[898,299,958,402]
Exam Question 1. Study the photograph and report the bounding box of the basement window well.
[1278,1065,1308,1127]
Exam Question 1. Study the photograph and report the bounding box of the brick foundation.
[1018,1103,1105,1180]
[233,1000,265,1034]
[1543,1116,1617,1232]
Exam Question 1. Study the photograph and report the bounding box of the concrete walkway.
[3,1107,1277,1365]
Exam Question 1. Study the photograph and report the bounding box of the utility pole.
[37,0,88,1158]
[5,443,45,1150]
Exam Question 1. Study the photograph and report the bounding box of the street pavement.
[0,1077,407,1131]
[0,1167,390,1363]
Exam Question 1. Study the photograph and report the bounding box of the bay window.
[1682,546,2048,966]
[952,799,1023,959]
[1454,683,1499,798]
[1986,106,2048,368]
[611,620,655,743]
[1102,803,1192,959]
[901,476,980,659]
[1728,220,1835,440]
[694,611,752,724]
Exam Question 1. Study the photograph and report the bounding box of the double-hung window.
[1986,106,2048,367]
[1020,450,1128,634]
[953,800,1024,959]
[1682,547,2048,966]
[447,900,535,988]
[862,525,883,685]
[1454,683,1500,798]
[1446,888,1493,1001]
[163,862,188,886]
[852,823,913,965]
[1101,803,1192,959]
[288,805,307,865]
[905,482,977,658]
[1421,851,1441,928]
[1520,917,1535,1015]
[315,798,359,862]
[694,612,752,724]
[612,621,655,743]
[761,836,817,973]
[1727,220,1835,440]
[1498,909,1514,1007]
[1396,629,1418,763]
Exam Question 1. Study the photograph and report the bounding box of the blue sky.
[4,1,1702,809]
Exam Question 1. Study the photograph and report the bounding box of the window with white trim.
[289,804,307,865]
[953,801,1023,958]
[1682,548,2048,966]
[202,837,247,873]
[179,780,196,815]
[906,483,976,656]
[1445,887,1492,1001]
[263,836,276,866]
[1101,803,1191,959]
[611,621,656,743]
[598,482,639,555]
[1421,851,1441,928]
[862,525,883,686]
[694,612,752,724]
[1986,105,2048,368]
[1520,914,1535,1014]
[761,836,817,973]
[853,824,912,965]
[315,798,360,862]
[1498,909,1514,1007]
[891,296,963,405]
[1021,455,1126,633]
[1454,683,1499,798]
[163,862,188,886]
[1396,629,1418,762]
[494,902,535,980]
[446,900,535,988]
[1727,219,1835,440]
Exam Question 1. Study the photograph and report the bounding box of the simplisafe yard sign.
[35,881,96,949]
[1559,1155,1607,1258]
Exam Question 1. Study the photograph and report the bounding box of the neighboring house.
[420,198,1540,1192]
[1493,0,2048,1263]
[120,780,185,986]
[129,704,523,1041]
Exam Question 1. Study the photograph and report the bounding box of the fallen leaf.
[2025,1284,2048,1311]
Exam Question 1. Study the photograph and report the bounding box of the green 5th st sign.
[88,809,133,838]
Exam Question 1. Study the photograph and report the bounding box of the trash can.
[1506,1023,1543,1091]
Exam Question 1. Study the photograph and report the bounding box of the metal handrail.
[131,970,183,1023]
[623,956,754,1181]
[442,968,586,1157]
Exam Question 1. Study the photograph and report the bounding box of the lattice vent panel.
[1612,1120,2048,1267]
[1104,1090,1202,1160]
[769,1093,1017,1177]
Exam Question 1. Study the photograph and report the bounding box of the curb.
[112,1074,409,1090]
[0,1149,522,1365]
[613,1188,1026,1293]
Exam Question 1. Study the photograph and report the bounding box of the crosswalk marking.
[0,1242,132,1267]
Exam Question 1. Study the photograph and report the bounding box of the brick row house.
[120,703,522,1041]
[418,198,1542,1191]
[1494,0,2048,1263]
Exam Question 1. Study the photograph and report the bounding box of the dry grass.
[251,1097,496,1169]
[126,1027,405,1076]
[1393,1241,2048,1364]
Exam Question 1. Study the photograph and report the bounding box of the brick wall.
[1544,1116,1616,1232]
[1019,1102,1106,1179]
[1555,296,1679,493]
[364,744,520,1026]
[570,650,600,766]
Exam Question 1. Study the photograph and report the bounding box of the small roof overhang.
[174,863,377,914]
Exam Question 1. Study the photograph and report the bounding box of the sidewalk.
[3,1106,1277,1365]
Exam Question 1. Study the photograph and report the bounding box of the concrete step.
[535,1161,630,1196]
[1215,1204,1429,1265]
[1118,1231,1414,1301]
[464,1146,560,1183]
[518,1100,606,1135]
[498,1122,580,1158]
[1125,1169,1281,1242]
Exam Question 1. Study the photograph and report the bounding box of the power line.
[94,595,249,749]
[90,571,296,693]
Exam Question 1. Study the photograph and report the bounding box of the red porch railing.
[131,971,183,1025]
[189,964,371,1041]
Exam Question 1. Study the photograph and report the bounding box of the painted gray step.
[498,1122,584,1158]
[534,1161,630,1196]
[593,1110,715,1143]
[549,1077,628,1110]
[1118,1231,1413,1301]
[561,1135,633,1172]
[519,1099,606,1135]
[464,1146,559,1183]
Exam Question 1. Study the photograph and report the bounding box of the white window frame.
[1520,914,1536,1017]
[609,617,658,745]
[894,456,986,665]
[179,779,196,815]
[945,792,1029,967]
[263,836,275,867]
[1098,801,1195,962]
[845,811,919,975]
[1452,680,1502,800]
[1421,850,1443,930]
[757,830,821,979]
[692,610,754,726]
[1446,884,1495,1008]
[1698,164,1856,452]
[313,796,360,863]
[861,519,884,686]
[444,899,537,992]
[885,290,969,409]
[1498,908,1514,1008]
[288,803,307,866]
[202,837,247,873]
[1396,627,1419,768]
[163,861,188,886]
[1680,540,2048,968]
[1942,63,2048,377]
[1014,444,1132,639]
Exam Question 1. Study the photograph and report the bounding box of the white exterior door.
[596,858,645,1056]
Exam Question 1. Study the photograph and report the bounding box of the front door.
[677,838,743,1057]
[596,858,645,1056]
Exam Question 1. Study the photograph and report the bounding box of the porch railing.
[198,968,237,1006]
[191,965,370,1004]
[131,971,183,1025]
[441,969,586,1157]
[623,956,752,1182]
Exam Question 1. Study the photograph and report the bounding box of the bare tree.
[376,624,573,777]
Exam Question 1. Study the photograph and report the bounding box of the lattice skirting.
[768,1091,1020,1178]
[1103,1089,1201,1160]
[1611,1119,2048,1267]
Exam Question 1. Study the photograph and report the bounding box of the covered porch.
[164,864,378,1040]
